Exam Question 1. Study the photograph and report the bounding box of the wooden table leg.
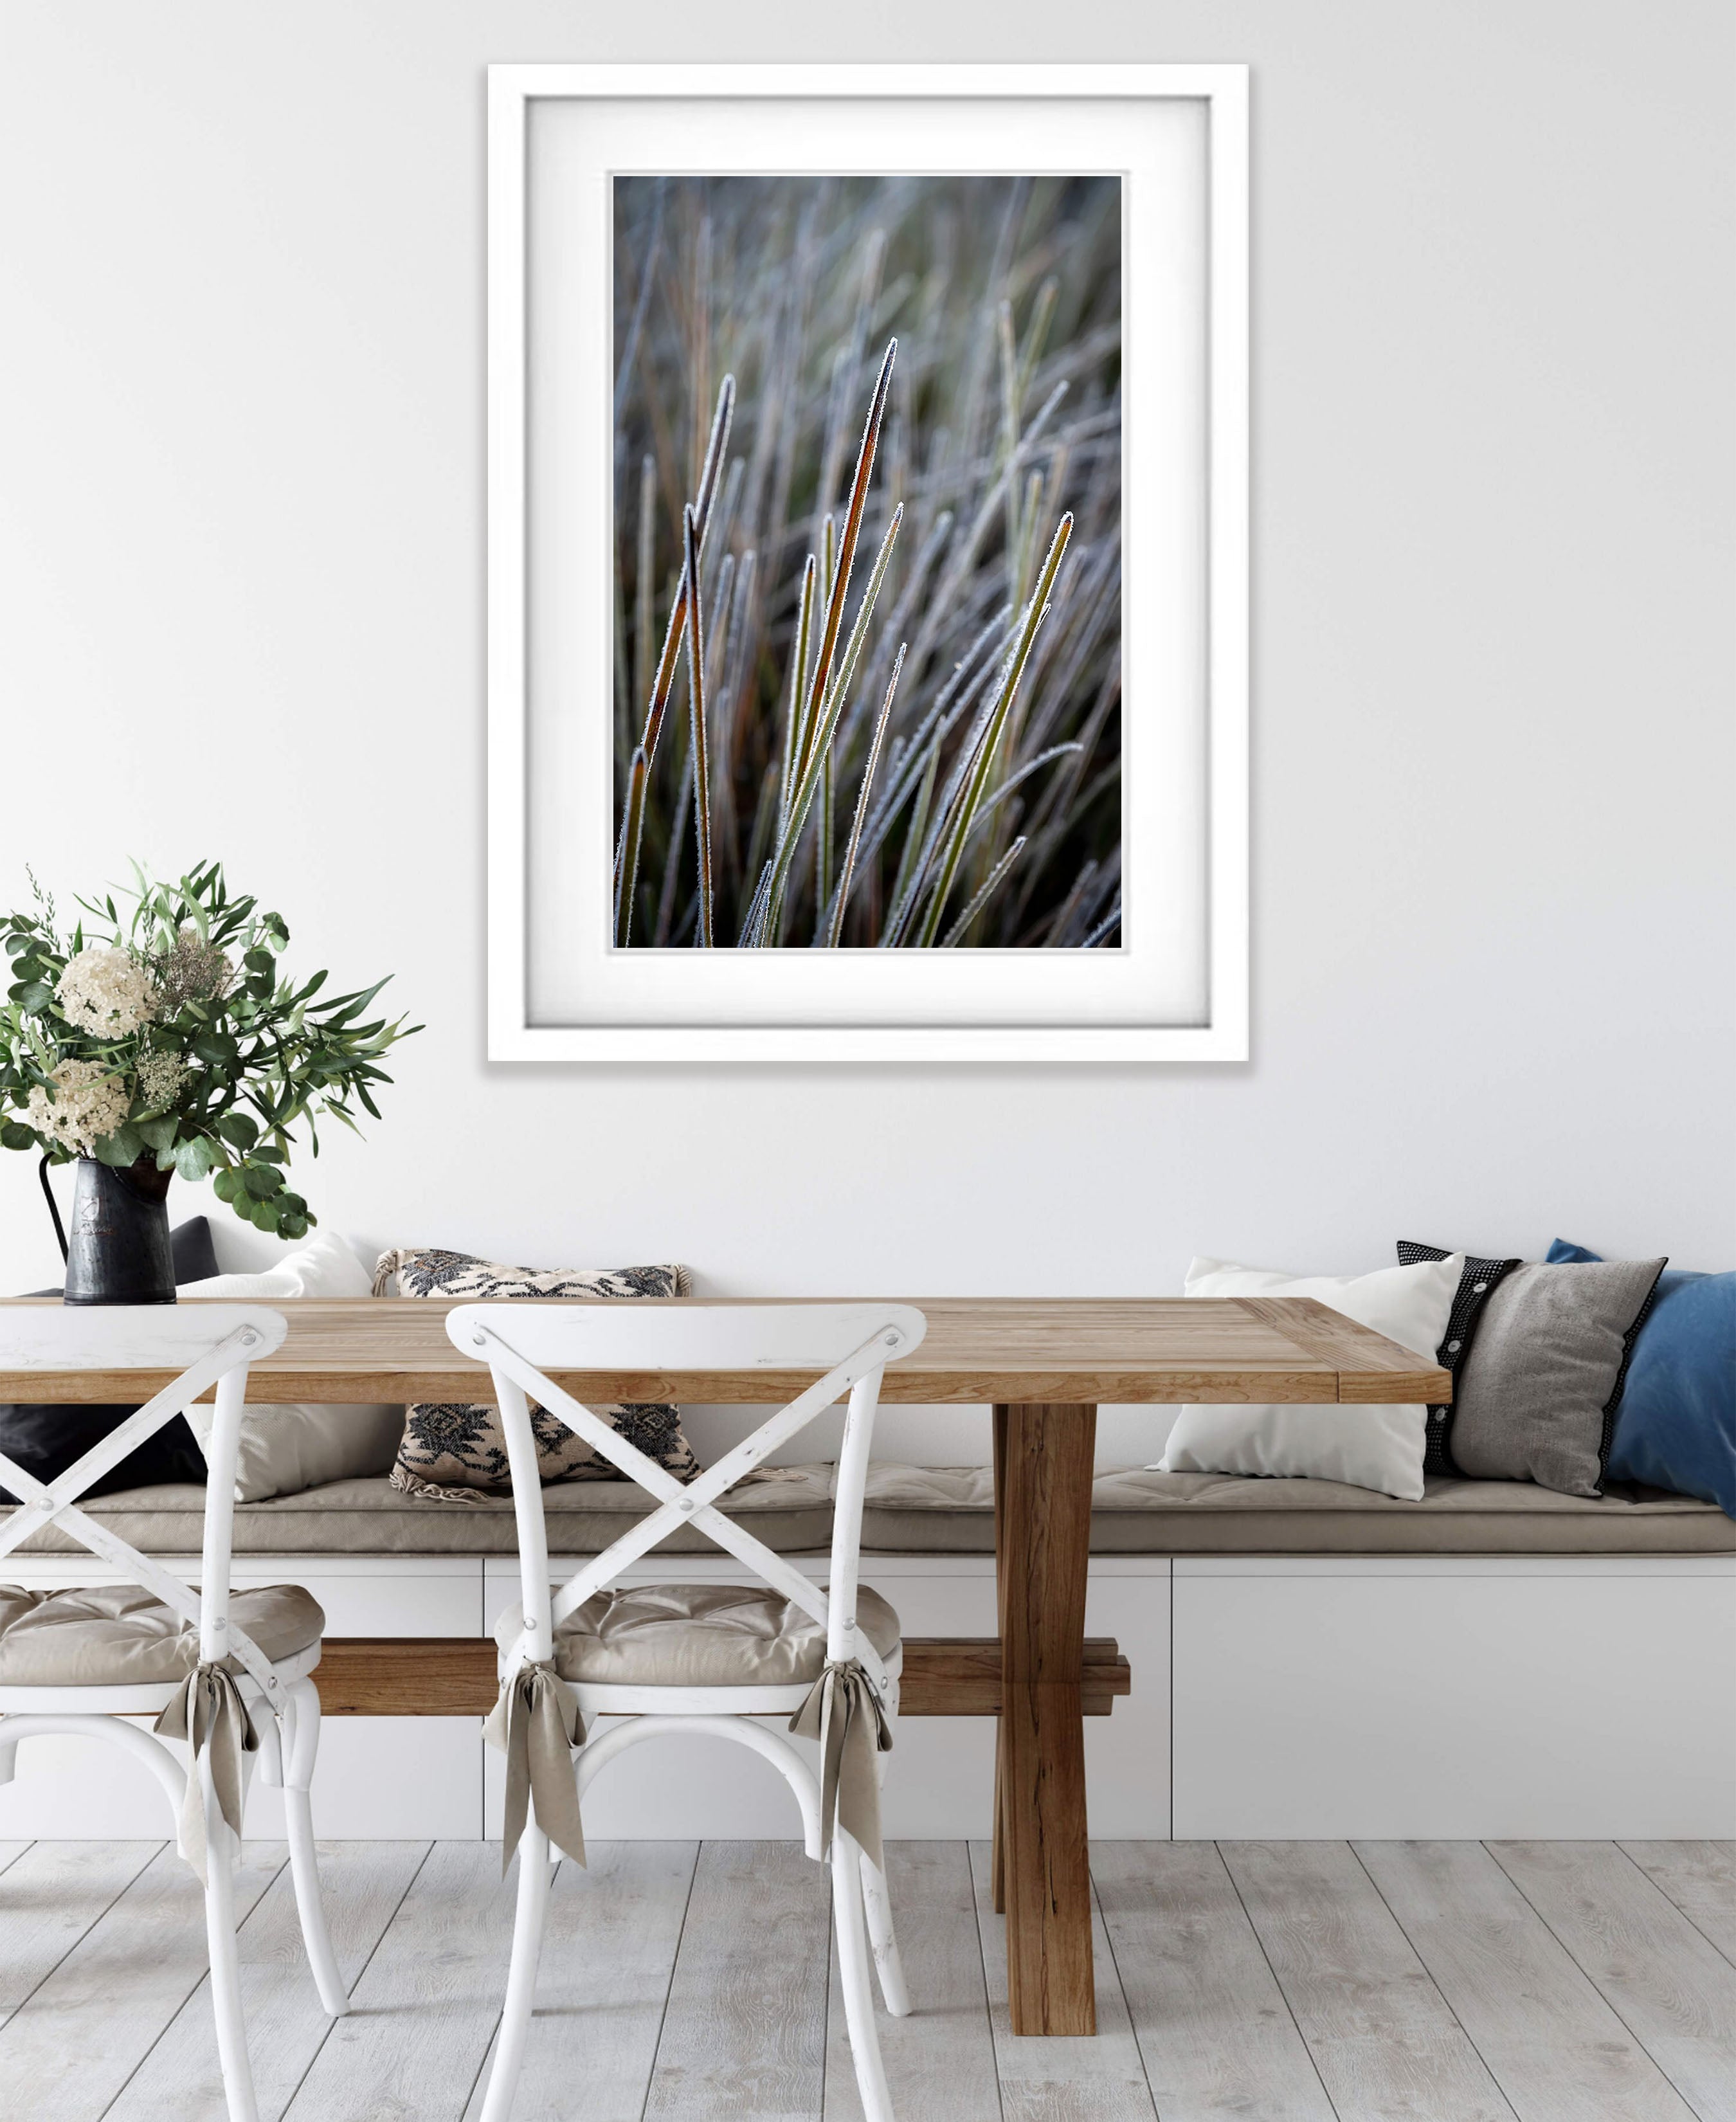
[993,1400,1097,2036]
[991,1403,1008,1914]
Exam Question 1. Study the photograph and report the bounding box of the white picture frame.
[488,62,1248,1062]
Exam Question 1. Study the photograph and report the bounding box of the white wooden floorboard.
[106,1840,431,2122]
[0,1840,283,2122]
[460,1842,698,2122]
[282,1841,520,2122]
[968,1839,1157,2122]
[642,1839,831,2122]
[1357,1839,1696,2122]
[0,1842,32,1877]
[1620,1841,1736,1968]
[824,1841,1000,2122]
[1221,1838,1516,2122]
[0,1840,159,2020]
[8,1836,1736,2122]
[1489,1840,1736,2122]
[1094,1840,1335,2122]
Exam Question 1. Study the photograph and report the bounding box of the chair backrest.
[446,1301,927,1689]
[0,1305,289,1700]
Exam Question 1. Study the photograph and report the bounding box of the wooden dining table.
[3,1292,1449,2038]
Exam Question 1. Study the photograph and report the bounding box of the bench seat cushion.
[15,1463,1733,1559]
[17,1465,837,1557]
[862,1465,1736,1555]
[497,1582,901,1688]
[0,1583,323,1687]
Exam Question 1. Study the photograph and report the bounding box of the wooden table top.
[0,1296,1451,1406]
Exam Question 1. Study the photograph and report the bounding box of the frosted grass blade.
[682,506,714,947]
[612,748,648,948]
[824,642,905,947]
[939,835,1027,947]
[912,511,1072,947]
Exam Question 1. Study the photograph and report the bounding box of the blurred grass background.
[612,172,1122,948]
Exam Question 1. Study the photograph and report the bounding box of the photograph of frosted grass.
[611,173,1123,950]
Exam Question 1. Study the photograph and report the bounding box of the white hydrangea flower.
[25,1059,132,1156]
[55,945,156,1037]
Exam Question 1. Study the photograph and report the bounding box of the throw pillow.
[1,1217,225,1503]
[374,1247,700,1501]
[1396,1242,1524,1474]
[1155,1254,1464,1501]
[179,1228,404,1501]
[1548,1240,1735,1518]
[1445,1255,1667,1496]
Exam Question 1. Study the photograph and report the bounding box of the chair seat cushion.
[495,1582,901,1689]
[0,1583,324,1687]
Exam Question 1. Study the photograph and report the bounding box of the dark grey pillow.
[1448,1258,1667,1497]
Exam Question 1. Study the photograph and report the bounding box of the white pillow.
[179,1229,402,1501]
[1154,1254,1463,1501]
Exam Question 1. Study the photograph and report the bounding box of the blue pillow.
[1547,1239,1736,1516]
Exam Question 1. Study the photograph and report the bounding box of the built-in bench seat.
[5,1462,1733,1842]
[19,1462,1735,1556]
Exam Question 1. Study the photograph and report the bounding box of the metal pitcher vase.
[62,1156,175,1305]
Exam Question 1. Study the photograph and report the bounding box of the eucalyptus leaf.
[174,1134,219,1181]
[93,1123,145,1167]
[136,1114,179,1152]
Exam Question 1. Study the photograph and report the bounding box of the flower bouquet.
[1,863,416,1293]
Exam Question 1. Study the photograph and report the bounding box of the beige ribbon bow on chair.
[154,1664,260,1884]
[484,1660,587,1872]
[789,1659,893,1872]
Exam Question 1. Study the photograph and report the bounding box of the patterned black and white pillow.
[1397,1241,1523,1475]
[375,1247,698,1501]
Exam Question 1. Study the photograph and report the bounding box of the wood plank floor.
[1,1840,1732,2121]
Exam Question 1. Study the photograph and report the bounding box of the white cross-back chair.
[448,1300,927,2122]
[0,1305,348,2122]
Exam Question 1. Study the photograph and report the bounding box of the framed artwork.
[488,63,1247,1060]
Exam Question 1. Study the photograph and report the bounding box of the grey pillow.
[1449,1258,1667,1496]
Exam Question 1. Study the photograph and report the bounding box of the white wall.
[3,3,1731,1354]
